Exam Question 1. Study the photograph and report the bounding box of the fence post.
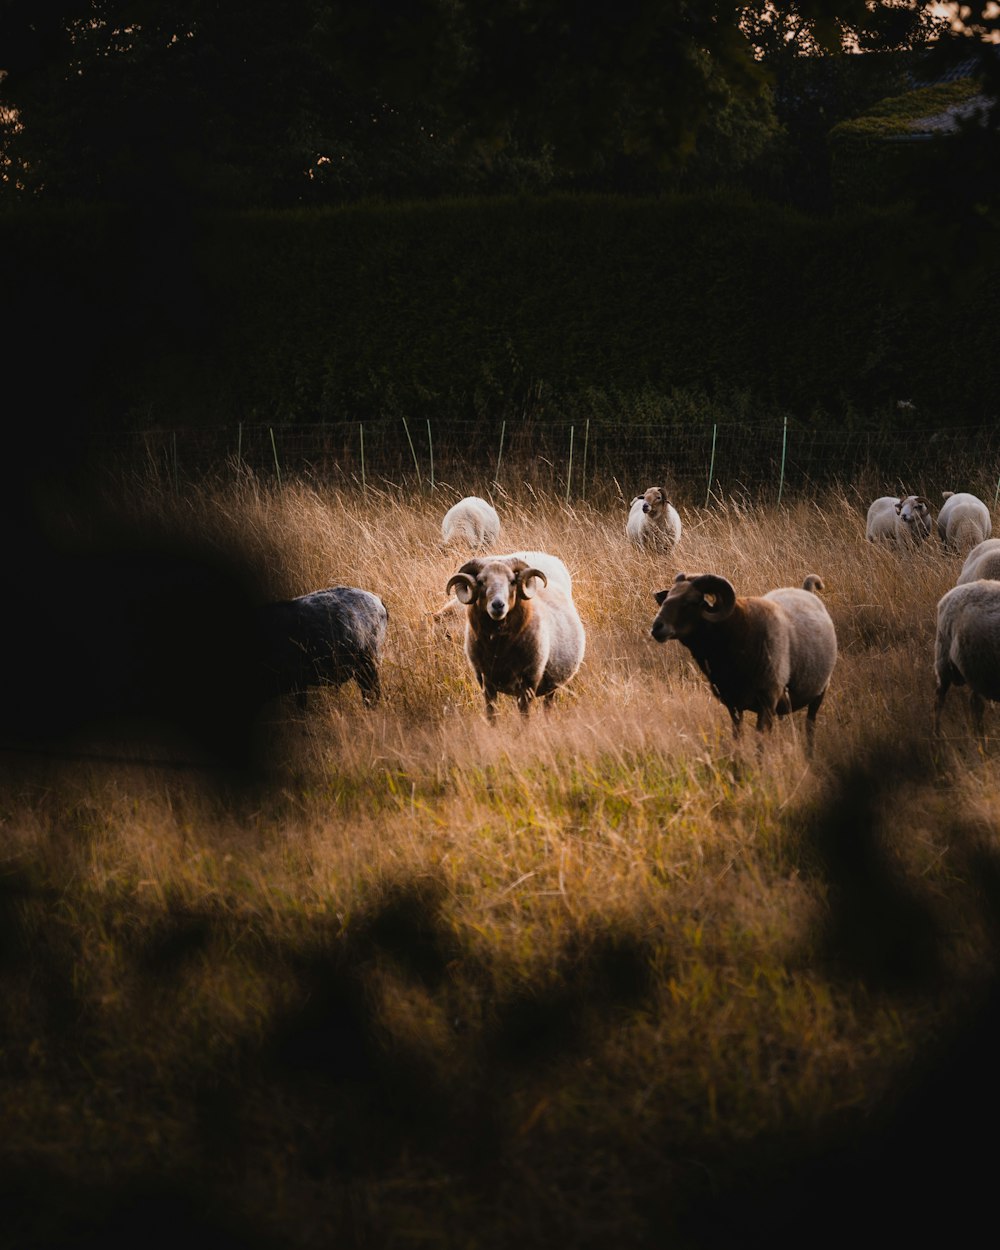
[777,416,788,506]
[994,465,1000,513]
[359,422,366,494]
[269,426,282,488]
[402,417,422,485]
[495,419,506,486]
[565,426,574,503]
[705,423,717,509]
[581,418,589,502]
[427,419,434,489]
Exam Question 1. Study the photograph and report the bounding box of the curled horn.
[517,567,548,599]
[690,574,737,621]
[446,572,478,605]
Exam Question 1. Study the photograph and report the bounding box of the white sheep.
[865,495,933,547]
[445,555,585,720]
[441,496,501,549]
[937,491,992,552]
[650,572,837,755]
[956,538,1000,586]
[934,579,1000,738]
[626,487,682,550]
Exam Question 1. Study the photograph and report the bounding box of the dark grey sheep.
[257,586,388,708]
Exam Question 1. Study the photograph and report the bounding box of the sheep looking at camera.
[256,586,388,708]
[441,496,501,549]
[446,555,585,720]
[934,579,1000,739]
[956,538,1000,586]
[626,487,682,550]
[865,495,933,547]
[650,572,837,754]
[937,491,992,552]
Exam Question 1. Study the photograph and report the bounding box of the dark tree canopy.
[0,1,997,206]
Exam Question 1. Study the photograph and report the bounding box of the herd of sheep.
[267,486,1000,752]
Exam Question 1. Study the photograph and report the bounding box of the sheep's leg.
[934,676,951,736]
[355,659,381,707]
[728,707,743,738]
[805,691,826,758]
[482,683,500,724]
[969,690,987,743]
[516,686,537,717]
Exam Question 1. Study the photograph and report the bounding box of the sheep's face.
[650,575,703,642]
[448,558,543,624]
[641,487,669,520]
[651,573,735,642]
[895,495,932,541]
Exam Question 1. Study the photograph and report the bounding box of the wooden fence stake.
[705,423,717,509]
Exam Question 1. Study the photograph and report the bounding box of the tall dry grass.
[4,471,1000,1248]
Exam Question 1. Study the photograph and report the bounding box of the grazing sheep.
[441,496,501,549]
[937,491,992,552]
[957,538,1000,586]
[256,586,388,708]
[445,555,585,720]
[934,579,1000,739]
[865,495,933,546]
[626,487,682,550]
[650,572,837,754]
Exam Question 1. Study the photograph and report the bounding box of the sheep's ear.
[654,589,669,605]
[894,500,904,516]
[673,571,687,583]
[657,488,667,505]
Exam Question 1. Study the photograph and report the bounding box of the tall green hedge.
[7,193,998,433]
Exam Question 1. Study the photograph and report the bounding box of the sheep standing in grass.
[957,538,1000,585]
[934,579,1000,739]
[650,572,837,754]
[626,487,682,550]
[865,495,933,547]
[937,491,992,552]
[441,497,501,549]
[257,586,388,708]
[446,555,585,720]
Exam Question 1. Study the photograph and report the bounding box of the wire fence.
[89,417,1000,508]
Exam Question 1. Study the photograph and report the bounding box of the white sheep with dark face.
[446,555,585,721]
[865,495,933,547]
[441,496,501,549]
[937,491,992,553]
[626,487,682,550]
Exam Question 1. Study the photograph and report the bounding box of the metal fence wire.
[90,418,1000,507]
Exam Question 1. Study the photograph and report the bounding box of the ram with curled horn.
[650,571,837,755]
[445,555,585,721]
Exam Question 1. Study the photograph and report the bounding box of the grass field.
[4,472,1000,1248]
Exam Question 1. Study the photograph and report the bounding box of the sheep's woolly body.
[441,497,501,549]
[257,586,388,707]
[626,488,682,550]
[957,538,1000,586]
[935,580,1000,735]
[937,491,992,552]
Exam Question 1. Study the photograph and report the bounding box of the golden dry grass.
[4,472,1000,1248]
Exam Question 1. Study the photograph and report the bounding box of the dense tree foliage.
[1,1,995,207]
